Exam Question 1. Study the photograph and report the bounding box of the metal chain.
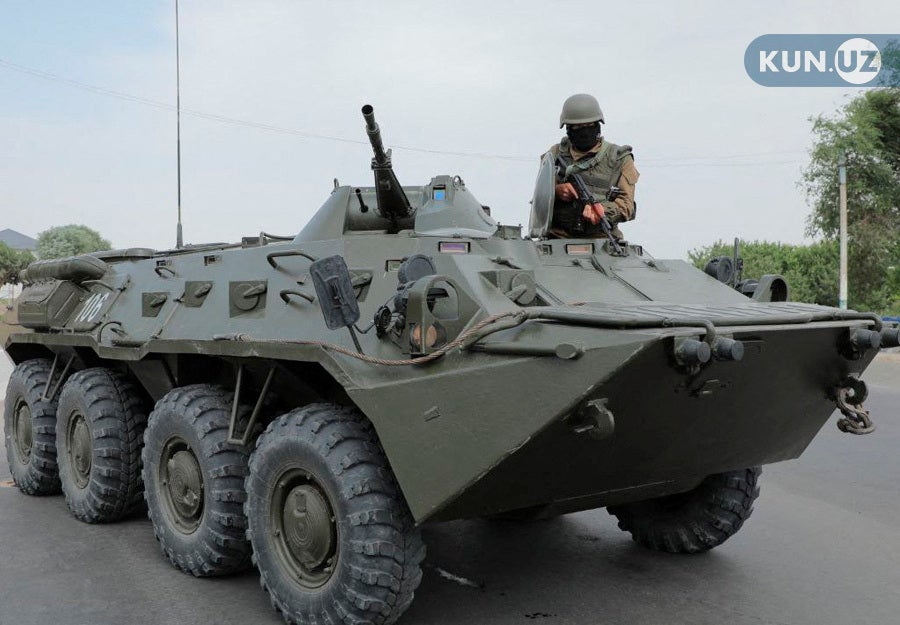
[835,387,875,435]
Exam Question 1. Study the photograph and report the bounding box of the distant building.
[0,228,38,253]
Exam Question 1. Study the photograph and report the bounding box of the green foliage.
[0,242,35,285]
[878,38,900,88]
[36,224,112,260]
[887,264,900,315]
[688,240,839,306]
[802,87,900,313]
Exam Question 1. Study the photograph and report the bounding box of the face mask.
[567,124,601,151]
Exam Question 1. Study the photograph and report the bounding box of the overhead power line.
[0,57,807,168]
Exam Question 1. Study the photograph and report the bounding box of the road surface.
[1,350,898,625]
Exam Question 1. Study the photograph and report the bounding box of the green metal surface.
[12,399,33,465]
[66,412,92,489]
[159,438,204,534]
[5,104,890,525]
[270,469,337,588]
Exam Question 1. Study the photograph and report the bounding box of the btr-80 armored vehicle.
[4,105,896,624]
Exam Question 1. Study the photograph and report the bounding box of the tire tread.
[608,467,761,554]
[142,384,253,577]
[57,368,148,523]
[3,358,62,495]
[246,403,425,625]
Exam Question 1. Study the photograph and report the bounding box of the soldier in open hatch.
[546,93,640,239]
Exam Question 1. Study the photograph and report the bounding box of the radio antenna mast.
[175,0,184,248]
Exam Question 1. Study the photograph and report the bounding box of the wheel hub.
[12,400,33,464]
[160,439,204,533]
[67,413,92,488]
[271,470,337,588]
[283,485,334,569]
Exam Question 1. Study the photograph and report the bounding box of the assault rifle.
[555,157,625,256]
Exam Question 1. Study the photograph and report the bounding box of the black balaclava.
[566,122,602,151]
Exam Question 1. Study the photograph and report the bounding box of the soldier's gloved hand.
[582,203,604,225]
[555,182,577,201]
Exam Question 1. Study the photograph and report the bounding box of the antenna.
[175,0,184,248]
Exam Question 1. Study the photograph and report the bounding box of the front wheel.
[245,404,425,625]
[608,467,761,554]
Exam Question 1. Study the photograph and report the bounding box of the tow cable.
[834,377,875,435]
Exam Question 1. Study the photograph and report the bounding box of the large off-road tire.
[608,467,761,554]
[56,368,149,523]
[142,384,253,576]
[3,358,61,495]
[245,404,425,625]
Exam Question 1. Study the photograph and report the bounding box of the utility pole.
[838,150,848,310]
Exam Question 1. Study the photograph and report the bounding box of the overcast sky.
[1,1,897,259]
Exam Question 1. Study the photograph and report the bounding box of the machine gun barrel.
[362,104,389,166]
[360,104,413,228]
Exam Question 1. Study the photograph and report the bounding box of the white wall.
[0,350,11,382]
[1,283,22,303]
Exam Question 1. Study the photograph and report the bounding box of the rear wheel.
[245,403,425,625]
[56,368,149,523]
[608,467,761,553]
[3,359,61,495]
[142,385,253,576]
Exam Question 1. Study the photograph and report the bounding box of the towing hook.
[832,377,874,435]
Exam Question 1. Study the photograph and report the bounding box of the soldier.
[546,93,639,239]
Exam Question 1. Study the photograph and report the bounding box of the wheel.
[245,403,425,625]
[56,368,149,523]
[608,467,761,554]
[142,384,253,576]
[3,358,61,495]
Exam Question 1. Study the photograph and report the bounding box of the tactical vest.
[549,137,633,236]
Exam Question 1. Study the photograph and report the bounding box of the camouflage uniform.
[546,136,639,239]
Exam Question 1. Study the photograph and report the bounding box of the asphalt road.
[1,350,898,625]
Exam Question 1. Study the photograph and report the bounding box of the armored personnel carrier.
[4,105,896,624]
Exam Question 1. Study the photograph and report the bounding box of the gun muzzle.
[362,104,388,165]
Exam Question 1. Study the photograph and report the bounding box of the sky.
[0,1,898,259]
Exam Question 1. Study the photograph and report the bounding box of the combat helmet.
[559,93,605,128]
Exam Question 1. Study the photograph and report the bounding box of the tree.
[802,87,900,313]
[36,224,112,259]
[0,242,35,285]
[878,38,899,88]
[688,240,840,306]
